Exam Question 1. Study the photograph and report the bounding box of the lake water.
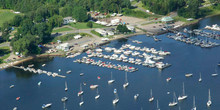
[1,15,220,110]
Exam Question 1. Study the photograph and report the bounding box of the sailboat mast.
[193,96,196,108]
[157,100,159,109]
[97,88,99,95]
[150,89,153,97]
[125,72,127,83]
[208,89,211,101]
[174,92,177,103]
[80,83,82,91]
[183,82,185,95]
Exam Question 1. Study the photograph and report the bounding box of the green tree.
[72,6,88,22]
[87,21,93,28]
[1,21,11,41]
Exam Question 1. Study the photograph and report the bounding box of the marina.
[0,15,220,110]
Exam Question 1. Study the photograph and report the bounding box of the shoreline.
[1,14,220,70]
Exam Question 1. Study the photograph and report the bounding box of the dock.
[12,66,66,78]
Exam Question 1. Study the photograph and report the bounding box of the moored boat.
[169,92,178,106]
[42,103,52,109]
[149,89,154,102]
[185,73,193,77]
[134,94,139,100]
[90,85,99,89]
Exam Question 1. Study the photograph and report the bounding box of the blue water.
[1,15,220,110]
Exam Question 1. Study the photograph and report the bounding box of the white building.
[56,43,69,51]
[95,28,107,36]
[74,35,82,39]
[63,17,76,25]
[127,25,135,32]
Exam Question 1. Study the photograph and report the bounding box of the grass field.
[52,27,72,33]
[0,9,17,27]
[69,22,105,29]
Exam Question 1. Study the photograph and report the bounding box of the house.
[56,43,69,51]
[74,35,82,39]
[63,17,76,25]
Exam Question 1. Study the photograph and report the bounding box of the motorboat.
[61,97,68,102]
[178,83,187,101]
[207,89,212,107]
[113,98,119,104]
[13,107,17,110]
[42,64,46,67]
[38,81,42,86]
[169,92,178,106]
[10,85,15,88]
[42,103,52,109]
[185,73,193,77]
[114,89,117,94]
[80,73,84,76]
[16,97,20,101]
[149,89,154,102]
[166,77,171,82]
[90,85,99,89]
[134,94,139,100]
[66,70,71,74]
[105,47,113,52]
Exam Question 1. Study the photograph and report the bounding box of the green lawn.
[0,9,17,27]
[52,27,72,33]
[0,46,11,64]
[69,22,105,29]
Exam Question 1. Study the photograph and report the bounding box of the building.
[63,17,76,25]
[95,29,107,36]
[127,25,135,32]
[74,35,82,39]
[56,43,69,51]
[161,16,174,23]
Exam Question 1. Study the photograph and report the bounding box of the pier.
[12,66,66,78]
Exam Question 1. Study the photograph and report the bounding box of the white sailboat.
[149,89,154,102]
[207,89,212,107]
[199,73,202,82]
[212,69,218,77]
[79,96,84,106]
[123,72,129,88]
[191,96,196,110]
[113,92,119,104]
[178,82,187,100]
[169,92,178,106]
[95,88,100,99]
[157,100,160,110]
[65,81,68,91]
[108,72,115,84]
[134,94,139,100]
[78,83,84,96]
